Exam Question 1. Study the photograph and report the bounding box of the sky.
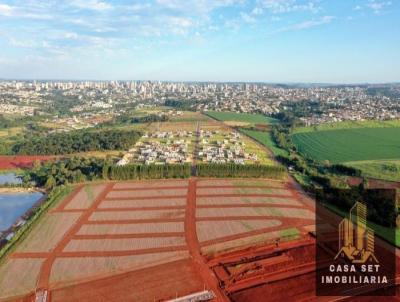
[0,0,399,83]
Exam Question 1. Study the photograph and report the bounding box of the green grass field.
[241,129,288,157]
[345,160,400,182]
[293,119,400,134]
[205,111,278,125]
[291,127,400,164]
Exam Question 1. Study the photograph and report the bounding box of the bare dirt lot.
[3,177,393,302]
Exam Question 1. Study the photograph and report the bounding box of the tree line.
[106,164,192,180]
[25,157,106,189]
[195,163,285,179]
[118,114,169,124]
[13,129,141,155]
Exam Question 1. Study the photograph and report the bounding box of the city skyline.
[0,0,399,83]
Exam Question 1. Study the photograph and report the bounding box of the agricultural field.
[291,127,400,164]
[292,119,400,134]
[0,178,315,302]
[346,160,400,182]
[239,129,288,157]
[205,111,278,126]
[169,111,213,123]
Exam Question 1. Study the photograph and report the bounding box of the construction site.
[0,178,398,302]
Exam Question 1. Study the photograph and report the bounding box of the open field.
[197,187,291,195]
[65,184,107,210]
[77,222,184,235]
[4,178,397,301]
[0,178,319,301]
[169,111,213,123]
[50,251,189,286]
[205,111,278,126]
[240,129,288,157]
[293,119,400,134]
[0,258,44,299]
[0,155,55,169]
[197,179,287,187]
[106,188,188,198]
[50,259,204,302]
[291,127,400,163]
[345,160,400,182]
[15,213,81,253]
[0,127,23,138]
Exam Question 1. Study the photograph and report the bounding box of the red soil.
[50,259,204,302]
[367,178,400,189]
[8,178,395,302]
[347,176,363,187]
[185,179,230,302]
[0,155,55,169]
[52,185,84,212]
[37,183,115,290]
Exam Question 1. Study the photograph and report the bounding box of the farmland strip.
[197,185,289,190]
[52,185,84,212]
[73,232,185,240]
[85,218,185,224]
[111,186,188,191]
[196,203,304,209]
[197,216,314,223]
[95,205,186,211]
[185,178,230,302]
[37,183,115,290]
[200,224,306,247]
[197,193,294,198]
[104,195,187,201]
[12,246,188,258]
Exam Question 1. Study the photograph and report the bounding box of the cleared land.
[205,111,278,126]
[0,258,44,299]
[99,198,187,208]
[77,222,184,235]
[197,187,291,196]
[50,259,204,302]
[197,179,287,187]
[106,188,188,198]
[0,178,316,302]
[113,180,188,189]
[89,209,186,221]
[0,155,55,169]
[15,213,81,253]
[50,251,189,286]
[240,129,288,157]
[291,127,400,163]
[196,220,282,242]
[65,184,107,210]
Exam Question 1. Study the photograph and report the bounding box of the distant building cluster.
[198,130,257,165]
[1,80,399,125]
[117,131,194,165]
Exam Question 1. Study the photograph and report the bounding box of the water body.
[0,192,43,231]
[0,173,22,185]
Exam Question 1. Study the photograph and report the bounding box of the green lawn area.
[346,160,400,182]
[293,119,400,134]
[205,111,278,125]
[322,202,399,248]
[241,129,288,157]
[291,127,400,164]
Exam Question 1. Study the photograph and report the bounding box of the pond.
[0,192,43,231]
[0,173,23,185]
